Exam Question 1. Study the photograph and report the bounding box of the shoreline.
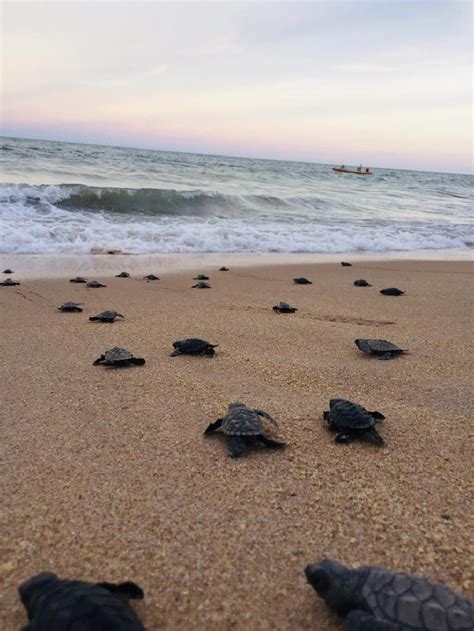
[2,259,473,629]
[1,248,472,279]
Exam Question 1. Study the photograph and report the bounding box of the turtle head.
[19,572,59,618]
[305,560,358,615]
[354,339,363,349]
[329,399,346,409]
[96,580,144,601]
[229,402,246,410]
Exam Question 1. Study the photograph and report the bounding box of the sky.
[1,1,472,173]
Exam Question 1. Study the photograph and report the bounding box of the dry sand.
[1,259,473,629]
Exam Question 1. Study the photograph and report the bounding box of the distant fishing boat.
[332,165,373,176]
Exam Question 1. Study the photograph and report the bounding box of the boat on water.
[332,166,373,176]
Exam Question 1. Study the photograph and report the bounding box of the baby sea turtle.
[69,276,87,283]
[143,274,160,280]
[380,287,405,296]
[193,274,209,280]
[93,347,145,367]
[273,301,297,313]
[0,278,20,286]
[3,268,14,273]
[354,279,372,287]
[305,559,474,631]
[355,338,407,360]
[89,310,124,323]
[219,267,229,271]
[204,402,286,458]
[58,301,83,312]
[323,398,385,445]
[293,277,312,284]
[170,338,218,357]
[19,571,145,631]
[192,281,211,288]
[341,262,352,266]
[87,280,106,288]
[116,271,130,278]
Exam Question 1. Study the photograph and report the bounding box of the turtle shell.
[293,277,312,284]
[366,339,402,353]
[143,274,159,280]
[60,302,81,310]
[19,572,144,631]
[358,565,474,630]
[221,403,264,436]
[116,272,130,278]
[96,310,119,319]
[87,280,106,288]
[104,347,134,363]
[354,279,371,286]
[69,276,87,283]
[1,278,20,286]
[173,338,210,353]
[326,399,375,431]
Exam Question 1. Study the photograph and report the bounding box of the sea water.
[1,137,472,256]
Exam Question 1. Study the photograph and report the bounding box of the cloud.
[335,64,396,73]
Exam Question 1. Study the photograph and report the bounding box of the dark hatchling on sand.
[193,274,209,280]
[355,338,407,360]
[0,278,20,286]
[354,279,372,287]
[19,571,145,631]
[89,310,125,323]
[293,277,312,284]
[116,271,130,278]
[305,559,474,631]
[170,338,218,357]
[3,268,14,273]
[380,287,405,296]
[273,301,297,313]
[69,276,87,283]
[204,402,285,458]
[323,398,385,445]
[58,301,83,312]
[87,280,107,288]
[341,261,352,266]
[143,274,160,280]
[219,266,229,271]
[192,281,211,288]
[93,347,145,367]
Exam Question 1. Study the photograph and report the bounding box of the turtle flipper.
[369,411,385,421]
[130,358,145,365]
[228,435,249,458]
[257,435,285,449]
[366,426,385,445]
[335,433,352,443]
[323,410,330,422]
[346,609,400,631]
[170,349,181,357]
[255,409,279,427]
[204,419,223,434]
[378,353,393,360]
[96,581,144,601]
[89,316,99,321]
[93,354,105,365]
[116,313,125,318]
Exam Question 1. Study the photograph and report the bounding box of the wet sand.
[1,259,473,629]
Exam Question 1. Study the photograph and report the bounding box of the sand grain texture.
[1,260,473,629]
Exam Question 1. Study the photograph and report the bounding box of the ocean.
[1,136,472,256]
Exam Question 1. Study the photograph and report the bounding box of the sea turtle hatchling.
[380,287,405,296]
[355,338,407,360]
[354,279,372,287]
[204,402,286,458]
[341,262,352,267]
[323,398,385,445]
[143,274,160,281]
[0,278,20,286]
[89,310,125,323]
[19,571,145,631]
[58,301,83,312]
[2,268,14,273]
[192,281,211,288]
[193,274,209,280]
[219,267,229,271]
[293,277,312,284]
[87,280,106,288]
[273,301,297,313]
[305,559,474,631]
[170,338,218,357]
[116,271,130,278]
[69,276,87,283]
[93,347,145,367]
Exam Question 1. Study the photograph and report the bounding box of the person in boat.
[366,167,370,173]
[341,165,345,170]
[357,165,362,173]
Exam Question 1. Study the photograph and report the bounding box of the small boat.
[332,166,373,176]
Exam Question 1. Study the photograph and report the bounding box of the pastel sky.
[1,1,472,173]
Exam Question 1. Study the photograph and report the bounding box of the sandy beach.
[1,258,473,630]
